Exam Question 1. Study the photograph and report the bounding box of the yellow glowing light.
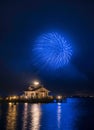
[33,81,39,86]
[9,102,12,105]
[6,103,17,130]
[8,95,18,100]
[31,104,41,130]
[57,96,62,100]
[13,96,16,99]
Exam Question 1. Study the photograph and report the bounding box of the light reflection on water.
[0,104,1,123]
[57,103,61,129]
[0,104,1,116]
[30,104,41,130]
[0,98,94,130]
[6,103,17,130]
[22,103,28,130]
[22,103,41,130]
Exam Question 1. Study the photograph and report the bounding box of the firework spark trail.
[32,32,72,70]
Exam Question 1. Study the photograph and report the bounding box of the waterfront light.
[9,102,12,105]
[13,96,17,99]
[7,95,18,100]
[33,81,39,86]
[57,96,62,100]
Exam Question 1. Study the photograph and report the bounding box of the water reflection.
[6,103,17,130]
[1,98,91,130]
[22,103,28,130]
[22,104,41,130]
[30,104,41,130]
[0,104,1,117]
[0,104,1,123]
[57,103,61,128]
[62,98,82,130]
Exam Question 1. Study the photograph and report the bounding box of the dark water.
[0,98,94,130]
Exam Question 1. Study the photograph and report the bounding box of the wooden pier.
[0,97,66,104]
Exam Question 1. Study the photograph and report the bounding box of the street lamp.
[57,95,62,100]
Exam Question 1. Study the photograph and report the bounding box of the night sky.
[0,0,94,96]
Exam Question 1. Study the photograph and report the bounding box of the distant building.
[23,83,50,99]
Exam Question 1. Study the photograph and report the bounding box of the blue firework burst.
[32,32,72,70]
